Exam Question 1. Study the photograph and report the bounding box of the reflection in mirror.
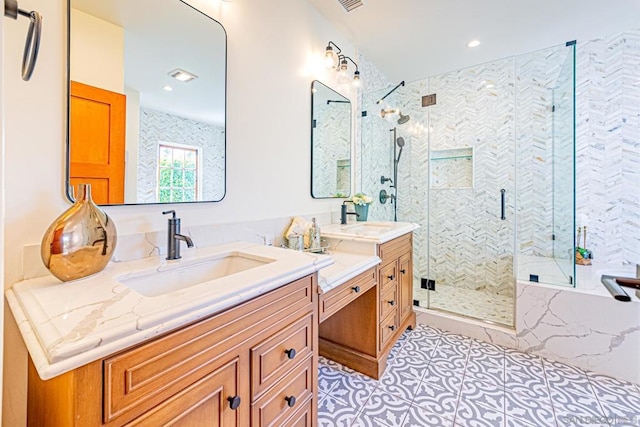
[67,0,226,205]
[311,80,352,198]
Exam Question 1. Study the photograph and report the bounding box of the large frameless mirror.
[67,0,226,205]
[311,80,352,199]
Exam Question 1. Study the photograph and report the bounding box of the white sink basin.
[120,251,275,297]
[342,222,393,235]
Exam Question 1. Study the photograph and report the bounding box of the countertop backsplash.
[22,212,335,281]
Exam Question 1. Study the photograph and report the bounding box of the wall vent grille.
[337,0,364,12]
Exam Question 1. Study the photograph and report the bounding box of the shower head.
[397,112,411,125]
[395,137,405,163]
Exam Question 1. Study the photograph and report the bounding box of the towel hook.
[4,0,42,81]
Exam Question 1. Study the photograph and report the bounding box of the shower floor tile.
[318,325,640,427]
[414,284,514,326]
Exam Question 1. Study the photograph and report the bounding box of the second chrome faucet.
[162,210,194,260]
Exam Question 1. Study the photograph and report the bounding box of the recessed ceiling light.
[168,68,198,82]
[467,40,481,48]
[163,85,173,92]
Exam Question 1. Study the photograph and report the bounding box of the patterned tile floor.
[318,325,640,427]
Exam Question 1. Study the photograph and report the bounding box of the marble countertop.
[314,238,381,294]
[6,242,333,380]
[321,221,419,243]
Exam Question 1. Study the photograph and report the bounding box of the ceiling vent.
[337,0,364,12]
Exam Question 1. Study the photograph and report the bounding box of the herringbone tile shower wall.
[357,27,640,298]
[575,29,640,265]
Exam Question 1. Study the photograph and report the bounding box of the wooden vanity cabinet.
[319,233,416,379]
[27,274,319,427]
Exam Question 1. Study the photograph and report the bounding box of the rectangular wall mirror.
[67,0,226,205]
[311,80,352,198]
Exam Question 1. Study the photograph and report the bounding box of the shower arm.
[376,81,405,105]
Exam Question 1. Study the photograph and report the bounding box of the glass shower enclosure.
[360,43,576,327]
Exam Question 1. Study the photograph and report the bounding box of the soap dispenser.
[309,218,321,251]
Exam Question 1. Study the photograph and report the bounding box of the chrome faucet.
[340,201,359,224]
[162,210,194,260]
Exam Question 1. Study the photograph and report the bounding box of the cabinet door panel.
[398,252,413,321]
[125,357,241,427]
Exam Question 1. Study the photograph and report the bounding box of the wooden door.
[69,81,126,204]
[125,358,242,426]
[398,252,413,322]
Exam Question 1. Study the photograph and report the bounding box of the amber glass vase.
[41,184,117,281]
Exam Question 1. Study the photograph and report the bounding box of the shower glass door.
[426,57,516,326]
[552,44,576,284]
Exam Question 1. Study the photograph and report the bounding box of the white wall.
[2,1,356,424]
[124,86,140,203]
[70,8,124,93]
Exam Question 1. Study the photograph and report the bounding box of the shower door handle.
[500,189,506,220]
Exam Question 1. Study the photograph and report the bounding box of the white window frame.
[156,141,204,202]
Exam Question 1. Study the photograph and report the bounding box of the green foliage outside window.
[158,144,198,202]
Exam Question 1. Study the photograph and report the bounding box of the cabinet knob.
[401,269,406,274]
[228,395,241,410]
[388,325,396,331]
[284,348,296,360]
[388,300,395,306]
[352,286,361,293]
[387,275,395,280]
[285,395,297,408]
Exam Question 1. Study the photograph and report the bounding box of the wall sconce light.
[324,40,361,86]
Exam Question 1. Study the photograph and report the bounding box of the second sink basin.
[342,222,393,235]
[120,251,276,297]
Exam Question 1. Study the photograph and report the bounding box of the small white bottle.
[309,218,321,251]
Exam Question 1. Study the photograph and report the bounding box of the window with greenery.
[158,143,199,202]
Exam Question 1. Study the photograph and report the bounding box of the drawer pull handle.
[352,286,361,293]
[228,395,241,410]
[388,300,395,306]
[387,275,395,280]
[285,395,297,408]
[388,325,396,331]
[284,348,297,360]
[401,269,406,274]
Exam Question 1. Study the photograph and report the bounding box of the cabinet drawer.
[251,313,314,400]
[281,397,313,427]
[378,233,412,264]
[251,356,314,427]
[125,357,241,426]
[379,262,397,293]
[379,309,398,351]
[380,285,398,320]
[319,268,376,322]
[104,275,314,424]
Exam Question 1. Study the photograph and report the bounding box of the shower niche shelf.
[429,147,474,189]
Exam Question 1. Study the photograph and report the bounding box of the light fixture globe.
[325,44,337,68]
[339,57,348,71]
